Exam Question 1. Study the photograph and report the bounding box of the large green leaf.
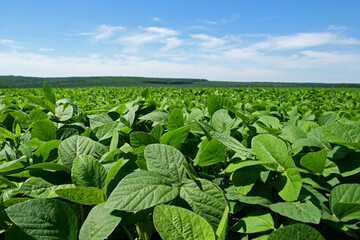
[216,205,229,240]
[232,209,275,233]
[280,125,307,143]
[6,198,78,240]
[211,131,253,157]
[130,131,158,148]
[322,123,360,150]
[268,223,325,240]
[55,187,105,205]
[231,165,262,195]
[58,135,107,168]
[211,109,234,135]
[197,138,227,167]
[43,82,56,104]
[144,144,186,183]
[168,108,184,131]
[31,120,57,142]
[300,149,327,173]
[71,155,107,191]
[20,177,74,198]
[268,201,321,224]
[106,171,178,211]
[0,158,28,175]
[139,111,169,124]
[207,95,233,117]
[153,204,216,240]
[27,95,55,114]
[0,127,15,139]
[275,163,302,202]
[79,203,122,240]
[330,183,360,222]
[292,127,331,150]
[160,126,190,149]
[179,179,228,231]
[251,134,289,168]
[105,158,124,197]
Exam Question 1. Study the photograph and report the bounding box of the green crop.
[0,83,359,239]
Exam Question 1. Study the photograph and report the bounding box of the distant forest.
[0,75,359,88]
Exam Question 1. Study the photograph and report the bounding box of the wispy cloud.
[152,17,162,22]
[251,32,360,51]
[190,34,225,48]
[0,39,14,45]
[79,24,125,41]
[198,14,240,25]
[39,48,54,52]
[117,26,180,52]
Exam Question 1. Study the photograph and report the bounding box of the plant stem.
[122,225,135,240]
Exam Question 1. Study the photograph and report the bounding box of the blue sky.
[1,0,360,82]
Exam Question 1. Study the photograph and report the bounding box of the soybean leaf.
[160,126,190,149]
[211,109,234,135]
[211,131,253,157]
[58,135,107,168]
[197,138,227,167]
[153,204,216,240]
[20,177,74,198]
[300,149,327,173]
[105,158,124,197]
[268,201,321,224]
[130,131,158,148]
[27,162,71,173]
[275,164,302,202]
[168,108,184,131]
[6,198,78,240]
[33,140,61,162]
[207,95,233,117]
[144,144,186,183]
[106,171,178,211]
[268,223,325,240]
[292,127,331,150]
[71,155,107,191]
[216,205,229,240]
[179,178,228,231]
[280,126,307,143]
[251,134,289,168]
[55,187,105,205]
[222,160,270,174]
[0,158,28,175]
[31,120,57,142]
[232,209,275,233]
[79,203,122,240]
[43,82,56,104]
[139,111,169,124]
[330,184,360,222]
[322,123,360,150]
[0,127,15,139]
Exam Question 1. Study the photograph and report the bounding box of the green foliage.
[1,85,359,239]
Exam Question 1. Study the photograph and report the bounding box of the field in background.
[1,75,360,88]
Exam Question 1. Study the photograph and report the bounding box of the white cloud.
[252,32,360,50]
[152,17,162,22]
[190,34,225,48]
[39,48,54,52]
[0,39,14,45]
[79,24,124,41]
[162,37,182,51]
[327,25,347,31]
[117,27,179,52]
[198,14,240,25]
